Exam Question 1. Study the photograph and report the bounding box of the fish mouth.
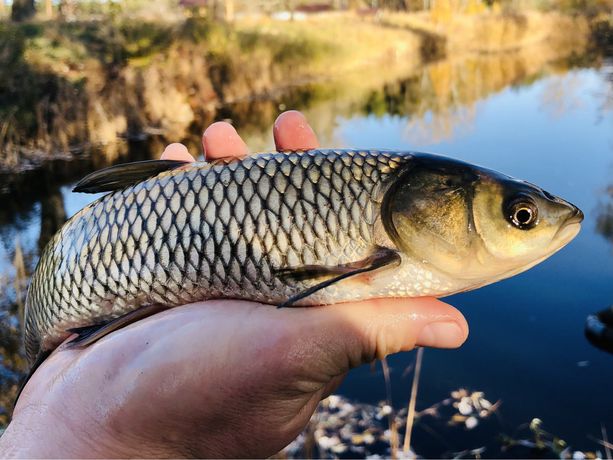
[565,206,584,225]
[553,205,583,245]
[555,220,582,247]
[549,202,583,247]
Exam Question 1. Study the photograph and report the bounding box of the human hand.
[1,111,468,458]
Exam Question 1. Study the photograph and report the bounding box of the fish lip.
[565,206,584,225]
[554,220,582,246]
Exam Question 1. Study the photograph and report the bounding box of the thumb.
[286,297,468,375]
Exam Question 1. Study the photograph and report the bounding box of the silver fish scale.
[24,149,410,363]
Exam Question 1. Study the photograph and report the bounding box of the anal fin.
[276,247,401,308]
[13,350,52,411]
[63,304,167,349]
[13,305,166,410]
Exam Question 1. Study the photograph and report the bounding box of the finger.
[202,122,248,161]
[273,110,319,151]
[160,143,195,162]
[289,297,468,372]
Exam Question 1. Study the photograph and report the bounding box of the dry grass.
[235,14,422,77]
[379,9,589,53]
[12,240,26,320]
[0,240,29,426]
[603,424,613,460]
[381,358,399,459]
[403,347,424,457]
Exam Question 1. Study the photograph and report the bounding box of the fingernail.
[273,110,319,151]
[416,321,465,349]
[274,110,306,128]
[202,122,248,160]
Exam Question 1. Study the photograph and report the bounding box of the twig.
[381,357,393,407]
[601,439,613,451]
[381,358,398,459]
[403,347,424,457]
[602,424,612,460]
[401,362,415,379]
[586,434,613,452]
[13,238,26,321]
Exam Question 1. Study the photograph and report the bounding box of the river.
[1,46,612,456]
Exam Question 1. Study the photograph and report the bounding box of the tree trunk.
[11,0,36,22]
[38,187,67,253]
[224,0,234,21]
[45,0,53,18]
[58,0,77,21]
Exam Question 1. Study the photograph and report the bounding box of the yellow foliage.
[380,9,588,53]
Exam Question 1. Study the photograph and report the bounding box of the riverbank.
[0,10,592,173]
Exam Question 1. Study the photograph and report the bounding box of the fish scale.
[24,149,407,363]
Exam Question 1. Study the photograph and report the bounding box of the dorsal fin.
[73,159,190,193]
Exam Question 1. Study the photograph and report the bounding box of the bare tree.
[44,0,53,18]
[38,187,67,252]
[11,0,36,22]
[224,0,234,21]
[58,0,77,20]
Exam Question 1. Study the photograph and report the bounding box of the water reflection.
[597,186,613,248]
[38,187,67,253]
[596,59,613,251]
[0,240,28,427]
[1,41,612,453]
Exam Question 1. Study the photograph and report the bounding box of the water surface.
[331,64,613,456]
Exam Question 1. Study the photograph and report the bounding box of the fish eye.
[506,198,538,229]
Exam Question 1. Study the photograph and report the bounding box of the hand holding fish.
[1,112,469,458]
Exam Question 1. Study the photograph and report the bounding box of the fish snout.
[544,190,583,225]
[563,203,584,225]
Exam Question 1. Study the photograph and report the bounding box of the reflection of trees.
[354,41,589,145]
[597,186,613,246]
[604,58,613,111]
[0,241,29,426]
[38,187,67,252]
[596,56,613,248]
[0,171,68,425]
[540,72,585,118]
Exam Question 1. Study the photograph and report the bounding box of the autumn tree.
[44,0,53,18]
[11,0,36,22]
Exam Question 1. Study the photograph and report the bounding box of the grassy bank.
[379,10,590,53]
[0,15,424,171]
[0,10,592,172]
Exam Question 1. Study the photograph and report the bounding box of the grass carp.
[24,149,583,367]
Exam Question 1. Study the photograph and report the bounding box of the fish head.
[383,154,583,289]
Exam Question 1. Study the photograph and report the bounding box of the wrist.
[1,405,71,457]
[1,403,131,458]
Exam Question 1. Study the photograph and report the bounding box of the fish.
[24,149,583,368]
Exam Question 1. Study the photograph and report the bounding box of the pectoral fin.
[276,247,401,308]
